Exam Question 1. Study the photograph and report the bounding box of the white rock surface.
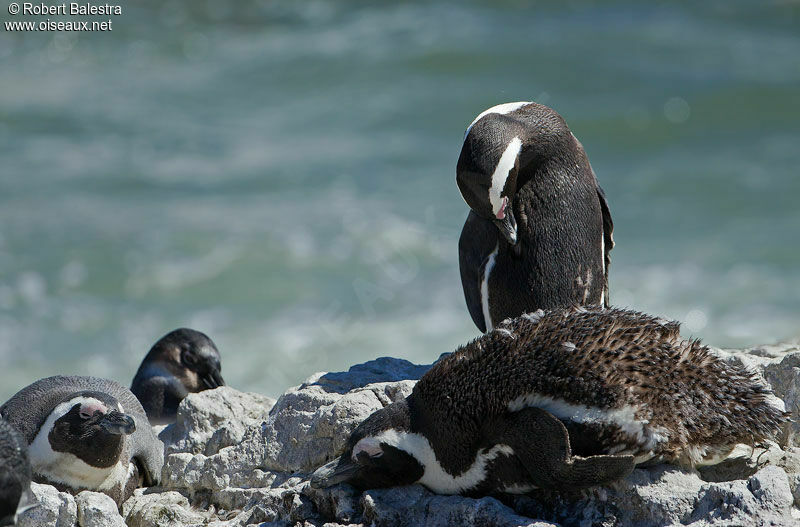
[75,491,126,527]
[262,379,416,473]
[159,386,276,456]
[122,489,209,527]
[603,464,793,526]
[16,482,77,527]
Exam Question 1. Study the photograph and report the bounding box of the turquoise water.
[1,1,798,400]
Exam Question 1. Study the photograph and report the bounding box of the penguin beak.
[310,456,361,488]
[493,207,518,246]
[99,410,136,435]
[201,366,225,389]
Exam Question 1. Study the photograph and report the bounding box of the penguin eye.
[181,350,198,367]
[352,437,384,461]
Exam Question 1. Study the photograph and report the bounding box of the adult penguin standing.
[457,102,614,332]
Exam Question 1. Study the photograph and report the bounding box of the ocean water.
[1,0,798,400]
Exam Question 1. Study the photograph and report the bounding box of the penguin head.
[310,399,424,490]
[146,328,225,391]
[457,102,573,246]
[44,391,135,468]
[457,117,522,245]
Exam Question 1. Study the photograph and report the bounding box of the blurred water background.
[1,0,798,400]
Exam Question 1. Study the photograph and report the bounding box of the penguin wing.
[498,406,634,490]
[458,210,498,333]
[596,184,614,307]
[127,426,164,487]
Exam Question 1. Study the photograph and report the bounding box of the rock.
[262,379,416,473]
[16,482,77,527]
[791,472,800,509]
[75,491,125,527]
[763,351,800,447]
[159,386,276,456]
[304,482,361,524]
[748,465,794,510]
[509,465,796,527]
[312,357,430,394]
[698,441,800,504]
[361,485,556,527]
[122,489,209,527]
[161,423,296,492]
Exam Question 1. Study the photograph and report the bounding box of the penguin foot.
[552,452,635,489]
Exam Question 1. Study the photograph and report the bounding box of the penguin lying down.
[0,376,164,505]
[131,328,225,425]
[312,307,789,495]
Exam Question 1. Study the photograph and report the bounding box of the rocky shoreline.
[18,341,800,527]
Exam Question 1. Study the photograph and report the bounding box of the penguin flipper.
[459,211,498,333]
[500,406,634,490]
[596,184,614,307]
[126,405,165,487]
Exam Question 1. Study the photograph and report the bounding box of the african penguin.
[0,376,164,505]
[311,307,788,495]
[131,328,224,425]
[0,419,34,526]
[457,102,614,332]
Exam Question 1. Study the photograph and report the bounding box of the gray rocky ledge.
[16,341,800,527]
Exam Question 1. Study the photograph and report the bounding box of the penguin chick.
[0,376,164,505]
[457,102,614,332]
[0,419,34,526]
[131,328,224,425]
[312,307,788,495]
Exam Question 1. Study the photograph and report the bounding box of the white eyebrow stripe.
[489,137,522,216]
[464,101,532,139]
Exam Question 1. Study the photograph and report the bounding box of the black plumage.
[457,102,613,332]
[312,307,789,495]
[131,328,224,425]
[0,419,33,526]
